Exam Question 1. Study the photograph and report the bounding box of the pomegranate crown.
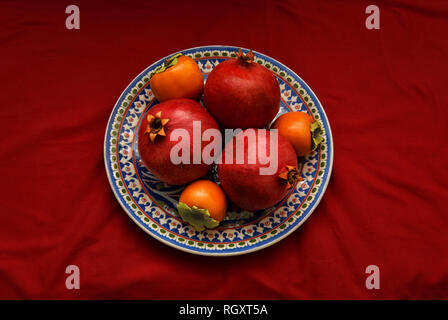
[237,49,255,64]
[279,165,303,189]
[144,111,169,143]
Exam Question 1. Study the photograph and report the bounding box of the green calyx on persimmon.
[177,202,220,232]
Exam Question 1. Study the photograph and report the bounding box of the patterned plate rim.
[104,45,334,256]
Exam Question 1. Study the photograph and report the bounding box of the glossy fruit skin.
[217,129,298,211]
[203,58,280,129]
[150,56,204,102]
[179,180,227,222]
[138,99,219,185]
[271,112,314,157]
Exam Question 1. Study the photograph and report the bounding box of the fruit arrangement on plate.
[104,46,333,256]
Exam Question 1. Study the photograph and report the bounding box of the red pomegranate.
[218,129,300,211]
[203,49,281,129]
[138,99,220,185]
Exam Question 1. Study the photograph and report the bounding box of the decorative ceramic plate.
[104,45,333,256]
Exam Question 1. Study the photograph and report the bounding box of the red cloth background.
[1,0,447,299]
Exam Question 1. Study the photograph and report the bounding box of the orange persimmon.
[150,54,204,102]
[271,111,323,157]
[179,180,227,222]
